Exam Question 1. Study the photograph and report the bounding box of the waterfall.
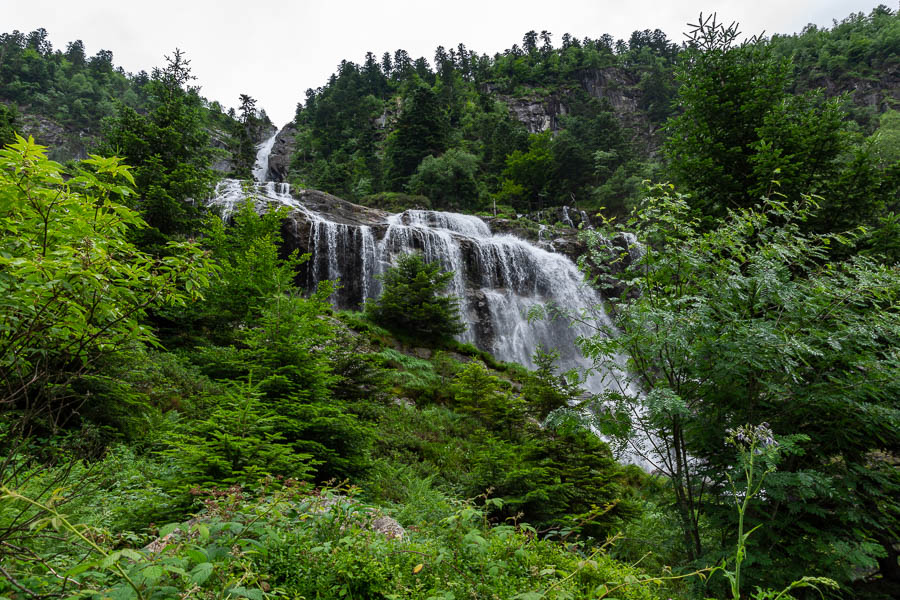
[207,179,647,466]
[209,179,299,217]
[252,131,279,182]
[209,178,636,385]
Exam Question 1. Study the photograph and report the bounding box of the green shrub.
[365,252,465,342]
[450,360,524,435]
[375,348,443,401]
[521,345,583,419]
[358,191,431,212]
[0,136,212,431]
[161,382,315,489]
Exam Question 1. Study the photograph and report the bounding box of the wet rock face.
[266,122,297,182]
[277,189,387,308]
[292,189,388,226]
[466,288,496,346]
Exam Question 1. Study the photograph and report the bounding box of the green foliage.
[376,348,445,402]
[406,147,481,210]
[0,30,137,136]
[288,29,674,212]
[581,184,900,587]
[366,252,465,342]
[357,191,431,212]
[99,49,216,242]
[167,195,304,343]
[521,346,582,419]
[0,29,245,163]
[162,381,314,488]
[257,487,656,600]
[769,6,900,98]
[385,81,449,189]
[871,109,900,167]
[186,291,374,483]
[227,93,272,179]
[0,482,664,600]
[664,14,898,232]
[285,8,896,218]
[450,361,522,433]
[498,131,554,211]
[0,103,17,146]
[0,136,212,429]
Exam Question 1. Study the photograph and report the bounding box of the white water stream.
[252,131,279,182]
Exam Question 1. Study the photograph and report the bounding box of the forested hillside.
[271,6,899,221]
[1,5,899,600]
[0,28,273,168]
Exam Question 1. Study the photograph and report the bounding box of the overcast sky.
[5,0,894,126]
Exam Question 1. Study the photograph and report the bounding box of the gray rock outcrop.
[266,122,297,182]
[16,110,93,162]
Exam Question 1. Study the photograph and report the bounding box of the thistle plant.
[723,423,779,599]
[721,424,838,600]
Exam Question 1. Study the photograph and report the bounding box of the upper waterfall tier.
[252,131,279,182]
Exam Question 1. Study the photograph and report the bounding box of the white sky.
[4,0,894,126]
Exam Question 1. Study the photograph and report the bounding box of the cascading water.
[252,131,279,182]
[212,132,647,465]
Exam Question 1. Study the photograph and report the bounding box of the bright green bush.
[375,348,444,401]
[1,482,666,600]
[161,382,315,489]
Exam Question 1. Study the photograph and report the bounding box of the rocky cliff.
[265,122,297,181]
[795,64,900,118]
[480,66,657,154]
[16,110,93,162]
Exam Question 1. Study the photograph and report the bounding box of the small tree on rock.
[366,252,464,342]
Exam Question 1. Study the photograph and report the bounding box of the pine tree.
[100,49,215,247]
[365,252,464,341]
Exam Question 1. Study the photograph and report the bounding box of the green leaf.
[141,564,164,582]
[189,562,214,585]
[186,548,208,564]
[100,550,123,568]
[65,559,101,577]
[227,586,264,600]
[158,522,180,537]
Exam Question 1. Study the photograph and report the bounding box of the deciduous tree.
[0,136,212,429]
[580,185,900,587]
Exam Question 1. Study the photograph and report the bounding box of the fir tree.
[365,252,464,341]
